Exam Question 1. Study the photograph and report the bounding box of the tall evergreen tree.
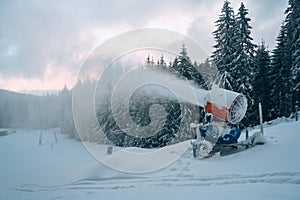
[253,41,271,122]
[145,54,151,65]
[176,43,192,78]
[212,0,236,90]
[173,44,205,87]
[270,24,293,118]
[233,2,257,88]
[285,0,300,110]
[232,2,257,125]
[159,54,166,67]
[212,1,257,126]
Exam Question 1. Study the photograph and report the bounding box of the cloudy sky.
[0,0,288,92]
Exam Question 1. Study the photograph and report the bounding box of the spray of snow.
[111,67,208,107]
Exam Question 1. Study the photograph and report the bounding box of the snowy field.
[0,119,300,200]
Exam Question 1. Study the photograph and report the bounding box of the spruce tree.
[233,2,257,88]
[173,44,205,87]
[145,54,151,65]
[270,24,293,118]
[285,0,300,110]
[212,1,257,126]
[253,41,271,122]
[212,0,236,90]
[159,54,166,67]
[232,2,257,125]
[176,43,192,79]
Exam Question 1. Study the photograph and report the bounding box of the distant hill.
[0,89,61,129]
[18,89,59,96]
[0,88,77,138]
[0,89,37,98]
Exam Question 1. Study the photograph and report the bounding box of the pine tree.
[233,2,257,88]
[60,85,78,139]
[176,43,191,78]
[159,54,166,67]
[145,54,151,65]
[253,40,271,122]
[198,59,218,89]
[212,1,257,126]
[173,44,205,87]
[270,24,293,118]
[267,0,300,119]
[212,0,236,90]
[235,3,256,56]
[168,60,172,68]
[232,2,257,125]
[151,56,155,66]
[285,0,300,111]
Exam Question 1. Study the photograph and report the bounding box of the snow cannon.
[197,87,248,124]
[190,87,265,159]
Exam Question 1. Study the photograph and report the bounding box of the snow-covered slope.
[0,120,300,200]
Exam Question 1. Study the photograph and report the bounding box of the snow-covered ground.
[1,119,300,200]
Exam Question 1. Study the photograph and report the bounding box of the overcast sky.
[0,0,288,91]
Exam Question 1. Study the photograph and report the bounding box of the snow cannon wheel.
[197,141,213,159]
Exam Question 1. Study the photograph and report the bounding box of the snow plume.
[105,67,203,138]
[94,66,204,140]
[89,66,203,172]
[110,67,207,107]
[73,64,207,152]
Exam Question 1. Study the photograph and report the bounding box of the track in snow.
[12,171,300,193]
